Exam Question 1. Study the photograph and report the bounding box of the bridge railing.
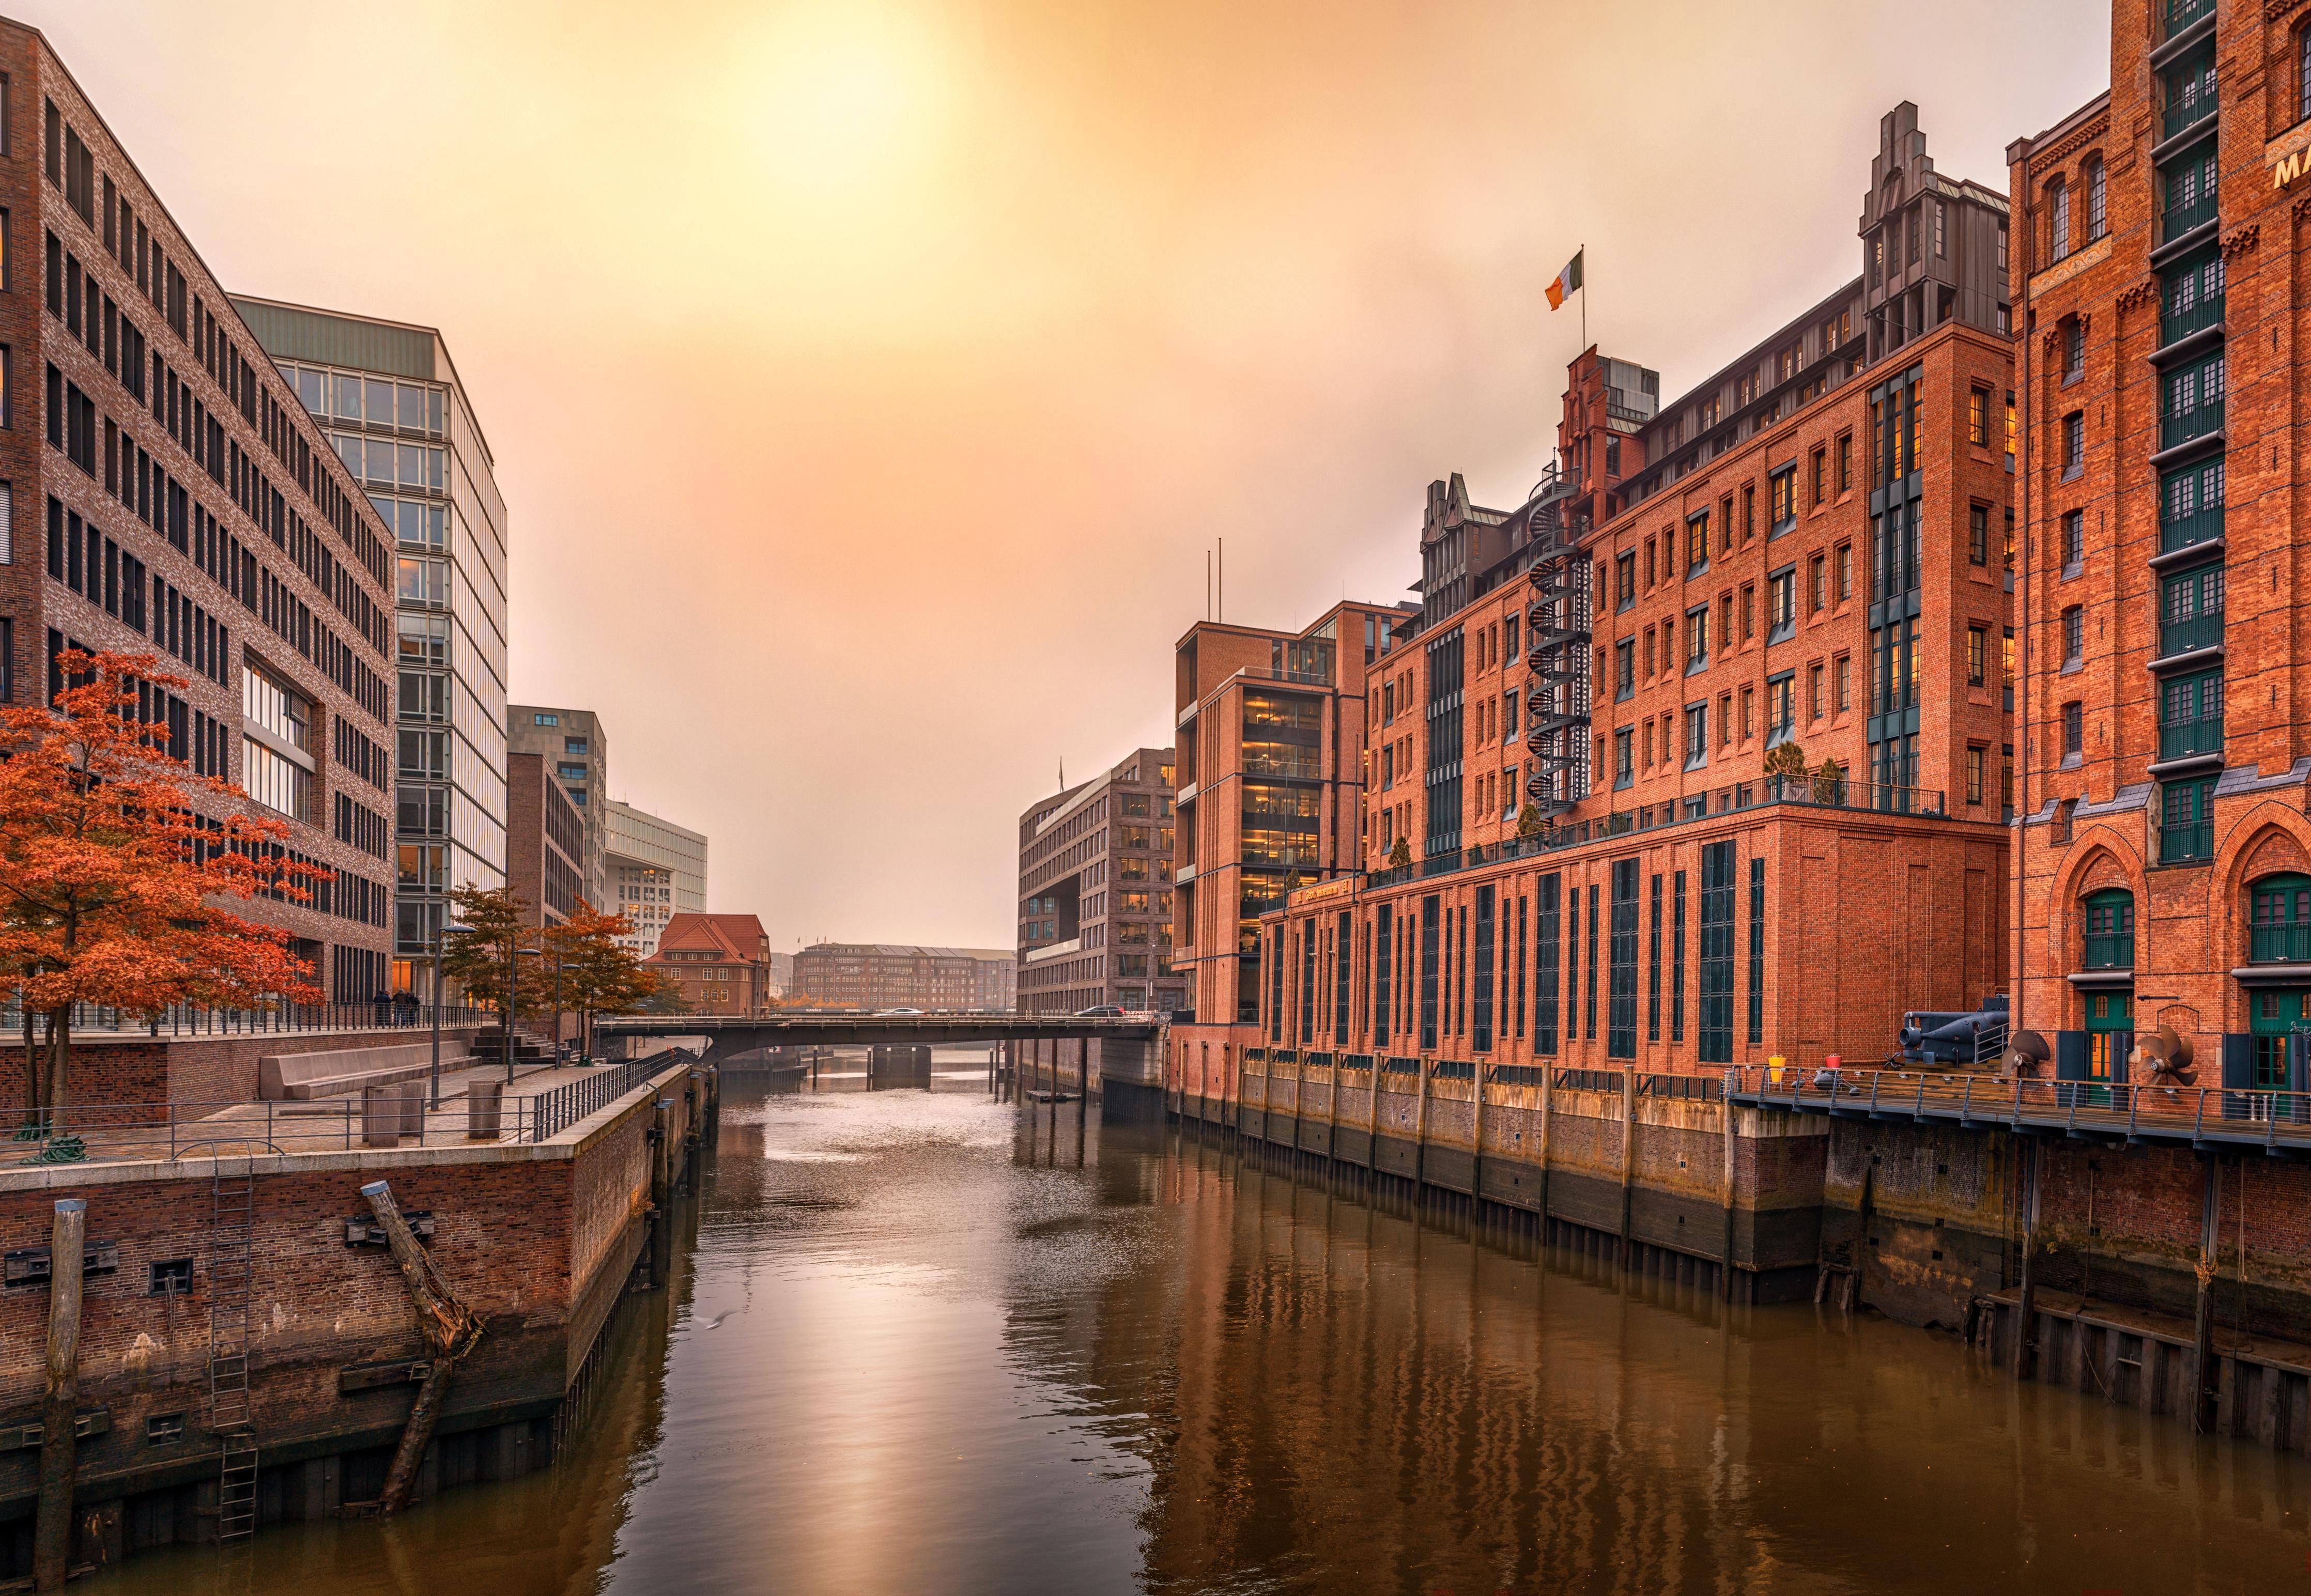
[1726,1064,2311,1143]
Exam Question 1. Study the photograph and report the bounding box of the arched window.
[2048,177,2071,261]
[2085,156,2106,243]
[2250,873,2311,963]
[2083,889,2134,968]
[2299,27,2311,125]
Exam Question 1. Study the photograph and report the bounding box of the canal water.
[110,1051,2305,1594]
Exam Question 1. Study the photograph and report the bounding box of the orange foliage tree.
[545,899,675,1057]
[0,649,326,1125]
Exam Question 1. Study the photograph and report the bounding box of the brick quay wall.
[1180,1051,2311,1456]
[0,1057,703,1575]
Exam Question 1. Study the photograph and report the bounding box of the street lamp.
[429,917,472,1110]
[510,946,544,1084]
[552,960,578,1066]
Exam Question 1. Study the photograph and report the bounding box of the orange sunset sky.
[15,0,2109,950]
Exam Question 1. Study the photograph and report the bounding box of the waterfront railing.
[0,1000,498,1039]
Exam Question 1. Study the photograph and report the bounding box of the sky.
[17,0,2112,951]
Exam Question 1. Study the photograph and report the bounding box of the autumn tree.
[439,884,547,1072]
[543,898,667,1057]
[0,649,326,1129]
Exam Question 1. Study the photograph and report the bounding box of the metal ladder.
[206,1161,259,1540]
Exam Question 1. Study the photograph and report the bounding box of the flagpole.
[1580,241,1587,353]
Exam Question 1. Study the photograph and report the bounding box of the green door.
[2250,990,2306,1106]
[2084,990,2131,1106]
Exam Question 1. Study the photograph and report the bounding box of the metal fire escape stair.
[207,1162,259,1541]
[1523,482,1591,818]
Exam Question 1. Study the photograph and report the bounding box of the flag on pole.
[1546,249,1584,312]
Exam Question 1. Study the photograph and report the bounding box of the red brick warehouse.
[2008,0,2311,1089]
[1221,104,2017,1083]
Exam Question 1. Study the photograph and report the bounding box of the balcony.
[2161,399,2222,452]
[2082,933,2134,970]
[2250,923,2311,964]
[2158,609,2222,660]
[2160,503,2223,554]
[2160,291,2223,348]
[2165,0,2211,32]
[2158,712,2223,761]
[2161,89,2214,143]
[2160,819,2214,864]
[2161,191,2217,244]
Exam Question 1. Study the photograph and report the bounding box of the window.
[1808,662,1824,721]
[1616,551,1636,611]
[1836,543,1852,603]
[1836,433,1852,494]
[1766,673,1794,743]
[2063,606,2084,665]
[2063,318,2084,383]
[1834,654,1851,712]
[2062,509,2084,570]
[1967,626,1986,687]
[2048,176,2070,260]
[1968,504,1989,567]
[2161,777,2215,864]
[1684,703,1707,768]
[1698,842,1735,1064]
[1967,747,1985,806]
[1615,640,1634,701]
[1608,861,1638,1059]
[1614,727,1633,789]
[2062,412,2084,478]
[1685,605,1708,671]
[2005,392,2017,469]
[533,712,558,726]
[1810,446,1826,507]
[1767,568,1795,639]
[2085,157,2106,242]
[2301,26,2311,126]
[1686,512,1708,574]
[1968,387,1989,446]
[1809,554,1825,613]
[1770,467,1796,530]
[2062,701,2083,760]
[2084,889,2135,968]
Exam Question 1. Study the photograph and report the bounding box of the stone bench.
[260,1043,469,1102]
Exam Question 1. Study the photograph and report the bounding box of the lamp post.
[429,917,472,1110]
[509,945,542,1084]
[552,960,577,1066]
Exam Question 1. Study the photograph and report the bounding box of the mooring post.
[1619,1067,1637,1268]
[1538,1064,1555,1243]
[2014,1138,2044,1381]
[1720,1076,1738,1303]
[1412,1056,1431,1204]
[33,1198,85,1591]
[1471,1063,1487,1219]
[2190,1153,2222,1430]
[649,1098,674,1289]
[1076,1037,1087,1167]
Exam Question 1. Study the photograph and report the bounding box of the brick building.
[0,21,399,1000]
[505,751,583,928]
[1172,604,1412,1094]
[791,943,1015,1012]
[2008,0,2311,1091]
[643,912,774,1016]
[509,705,607,906]
[1016,746,1184,1015]
[1181,105,2019,1096]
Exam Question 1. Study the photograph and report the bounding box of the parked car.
[874,1007,926,1016]
[1076,1004,1124,1017]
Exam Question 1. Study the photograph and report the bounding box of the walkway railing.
[0,1000,496,1039]
[531,1054,682,1141]
[1725,1064,2311,1150]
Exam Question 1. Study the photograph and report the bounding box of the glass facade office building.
[233,297,512,995]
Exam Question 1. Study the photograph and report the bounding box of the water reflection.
[104,1058,2306,1595]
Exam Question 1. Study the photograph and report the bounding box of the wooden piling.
[33,1198,85,1591]
[2014,1138,2044,1381]
[2190,1154,2221,1430]
[1720,1082,1738,1303]
[649,1099,674,1290]
[360,1180,482,1515]
[1618,1068,1637,1266]
[1470,1063,1487,1211]
[1537,1064,1554,1234]
[1076,1037,1087,1167]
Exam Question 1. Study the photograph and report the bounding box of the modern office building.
[605,799,707,957]
[791,944,1015,1011]
[1170,603,1411,1100]
[233,298,510,996]
[644,912,775,1016]
[0,24,399,998]
[509,704,607,906]
[505,751,583,928]
[1016,747,1184,1015]
[2007,0,2311,1091]
[1189,104,2020,1095]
